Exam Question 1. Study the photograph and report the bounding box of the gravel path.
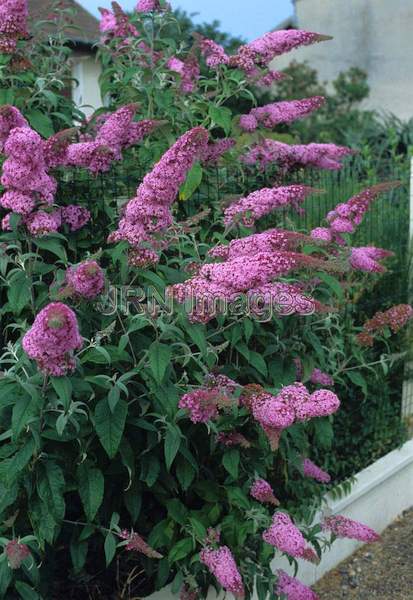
[314,508,413,600]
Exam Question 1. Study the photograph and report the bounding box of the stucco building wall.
[272,0,413,120]
[72,51,103,117]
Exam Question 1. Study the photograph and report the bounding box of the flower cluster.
[0,0,28,54]
[0,105,27,151]
[167,56,200,93]
[209,228,311,260]
[245,383,340,447]
[357,303,413,346]
[64,261,105,300]
[95,103,139,159]
[43,128,78,169]
[243,139,353,172]
[24,209,61,236]
[61,205,91,231]
[64,106,159,174]
[119,530,162,558]
[179,374,238,423]
[276,570,320,600]
[136,0,162,12]
[230,29,329,85]
[198,37,229,67]
[200,546,244,597]
[224,185,316,227]
[99,2,139,40]
[170,227,336,322]
[239,97,324,132]
[263,512,318,562]
[310,368,334,387]
[323,515,380,542]
[302,458,331,483]
[108,127,209,265]
[5,539,31,570]
[201,138,235,165]
[1,126,57,206]
[22,302,83,376]
[250,478,280,505]
[0,125,72,235]
[247,282,329,317]
[349,246,393,273]
[311,183,399,244]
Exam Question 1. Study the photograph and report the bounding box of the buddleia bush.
[0,2,410,599]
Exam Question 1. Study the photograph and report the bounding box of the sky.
[79,0,294,41]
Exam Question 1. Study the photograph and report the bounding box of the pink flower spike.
[136,0,162,12]
[65,260,105,300]
[311,227,333,243]
[119,529,162,558]
[22,302,83,376]
[5,540,30,570]
[323,515,380,543]
[310,368,334,387]
[262,512,315,562]
[302,458,331,483]
[200,545,244,597]
[276,569,320,600]
[240,97,325,131]
[350,246,393,273]
[250,478,280,505]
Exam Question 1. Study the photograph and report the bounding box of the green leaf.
[176,457,195,491]
[346,370,368,397]
[186,323,208,356]
[148,342,171,384]
[227,487,250,510]
[312,418,334,450]
[140,455,160,487]
[2,438,36,485]
[50,377,72,409]
[209,105,233,133]
[168,537,193,563]
[124,479,142,523]
[77,463,104,521]
[15,581,41,600]
[179,162,203,201]
[317,272,344,301]
[0,559,12,597]
[166,499,187,525]
[164,427,181,471]
[33,238,67,262]
[156,557,171,590]
[8,271,31,315]
[108,385,120,413]
[12,391,41,440]
[188,517,207,540]
[36,462,65,522]
[70,539,88,574]
[171,571,184,594]
[104,532,117,566]
[26,109,54,137]
[94,398,128,458]
[249,351,268,377]
[29,497,57,546]
[0,482,18,517]
[222,449,240,479]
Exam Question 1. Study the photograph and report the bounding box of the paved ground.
[314,508,413,599]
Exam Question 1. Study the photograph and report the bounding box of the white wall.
[72,51,103,118]
[272,0,413,121]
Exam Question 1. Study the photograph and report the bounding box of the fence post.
[401,156,413,435]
